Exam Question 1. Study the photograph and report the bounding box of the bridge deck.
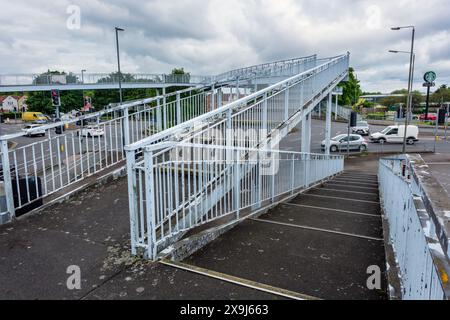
[0,156,387,300]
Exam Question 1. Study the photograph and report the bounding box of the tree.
[27,91,53,114]
[431,85,450,103]
[33,70,78,85]
[338,68,362,107]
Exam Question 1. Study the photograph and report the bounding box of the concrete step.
[290,194,381,215]
[327,179,379,188]
[184,219,386,300]
[307,188,379,202]
[322,182,379,194]
[338,174,378,182]
[261,203,383,239]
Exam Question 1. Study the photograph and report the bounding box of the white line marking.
[301,193,380,204]
[333,178,378,184]
[313,187,378,196]
[324,182,378,190]
[251,218,383,241]
[282,203,381,218]
[160,260,320,300]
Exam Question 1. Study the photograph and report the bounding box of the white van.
[370,125,419,145]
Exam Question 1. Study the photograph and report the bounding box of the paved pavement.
[420,153,450,197]
[0,178,281,300]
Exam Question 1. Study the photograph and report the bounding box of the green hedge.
[1,112,22,119]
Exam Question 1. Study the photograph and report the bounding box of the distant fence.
[379,155,450,300]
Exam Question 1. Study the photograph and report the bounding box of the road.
[279,119,450,154]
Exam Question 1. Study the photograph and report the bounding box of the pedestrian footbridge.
[1,53,449,300]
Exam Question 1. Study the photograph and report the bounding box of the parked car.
[369,125,419,145]
[22,124,46,137]
[419,113,437,121]
[321,134,368,153]
[77,126,105,137]
[351,121,370,135]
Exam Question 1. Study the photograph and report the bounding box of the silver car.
[321,134,368,153]
[351,121,370,136]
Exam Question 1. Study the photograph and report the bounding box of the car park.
[351,121,370,135]
[369,125,419,145]
[22,124,46,137]
[321,134,368,152]
[77,126,105,137]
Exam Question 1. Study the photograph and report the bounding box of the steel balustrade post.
[284,86,290,121]
[0,140,14,223]
[217,88,222,108]
[301,112,307,153]
[325,93,332,155]
[123,107,130,146]
[307,112,312,153]
[335,94,338,121]
[257,151,262,208]
[262,93,268,133]
[226,109,233,163]
[126,150,138,256]
[234,149,240,219]
[143,149,157,260]
[291,153,295,194]
[156,98,162,132]
[211,84,215,110]
[162,87,167,130]
[176,93,181,124]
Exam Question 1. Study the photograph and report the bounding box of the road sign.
[424,71,437,83]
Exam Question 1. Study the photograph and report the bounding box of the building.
[0,95,27,112]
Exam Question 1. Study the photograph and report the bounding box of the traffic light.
[350,112,358,127]
[438,109,446,125]
[51,89,60,107]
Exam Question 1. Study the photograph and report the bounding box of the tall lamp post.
[391,26,415,154]
[115,27,124,104]
[388,50,416,117]
[81,69,86,111]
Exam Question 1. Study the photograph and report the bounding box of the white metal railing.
[125,54,350,153]
[0,56,323,223]
[379,155,450,300]
[0,73,212,87]
[125,53,350,259]
[213,55,318,83]
[128,143,344,259]
[0,85,238,222]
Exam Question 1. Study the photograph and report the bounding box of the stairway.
[184,171,387,300]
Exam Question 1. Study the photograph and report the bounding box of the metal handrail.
[126,53,349,151]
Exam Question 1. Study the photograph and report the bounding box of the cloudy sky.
[0,0,449,92]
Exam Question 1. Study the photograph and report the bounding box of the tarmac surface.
[0,118,449,300]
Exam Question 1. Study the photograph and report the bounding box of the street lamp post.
[115,27,124,104]
[81,69,86,110]
[391,26,415,154]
